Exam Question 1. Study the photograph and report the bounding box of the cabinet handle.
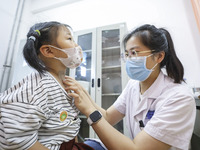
[92,79,94,87]
[98,78,100,87]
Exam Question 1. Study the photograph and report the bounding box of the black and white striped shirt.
[0,72,81,150]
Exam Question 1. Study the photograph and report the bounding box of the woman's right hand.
[63,76,96,117]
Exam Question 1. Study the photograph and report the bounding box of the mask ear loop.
[48,45,65,52]
[150,63,158,71]
[120,53,126,63]
[145,53,158,71]
[48,45,71,60]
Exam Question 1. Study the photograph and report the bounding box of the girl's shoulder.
[0,71,49,104]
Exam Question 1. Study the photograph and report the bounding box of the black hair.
[123,24,184,83]
[23,21,71,74]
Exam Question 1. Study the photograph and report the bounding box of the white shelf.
[102,47,120,56]
[76,68,91,71]
[102,65,121,70]
[102,93,121,96]
[102,46,120,50]
[102,65,121,74]
[82,49,92,53]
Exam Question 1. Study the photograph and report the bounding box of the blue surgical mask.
[126,54,157,81]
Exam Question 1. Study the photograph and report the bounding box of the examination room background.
[0,0,200,92]
[0,0,200,147]
[0,0,200,149]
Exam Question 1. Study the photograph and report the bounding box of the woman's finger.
[64,76,76,81]
[63,79,80,87]
[68,92,79,98]
[64,79,91,97]
[63,79,76,85]
[66,86,80,94]
[63,80,81,89]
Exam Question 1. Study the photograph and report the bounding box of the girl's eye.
[68,37,72,40]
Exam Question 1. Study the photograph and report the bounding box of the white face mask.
[49,45,83,69]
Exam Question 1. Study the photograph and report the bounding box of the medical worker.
[64,24,196,150]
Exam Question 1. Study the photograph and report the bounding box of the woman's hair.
[23,21,71,74]
[123,24,184,83]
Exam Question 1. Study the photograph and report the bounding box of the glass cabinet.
[72,23,128,140]
[72,29,97,141]
[96,23,128,135]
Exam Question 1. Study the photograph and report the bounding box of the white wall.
[8,0,200,88]
[0,0,19,91]
[0,0,19,67]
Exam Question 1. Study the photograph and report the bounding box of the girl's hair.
[23,21,71,74]
[123,24,184,83]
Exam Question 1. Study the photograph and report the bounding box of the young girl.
[65,24,196,150]
[0,21,93,150]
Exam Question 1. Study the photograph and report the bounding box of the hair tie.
[35,30,41,36]
[28,36,36,41]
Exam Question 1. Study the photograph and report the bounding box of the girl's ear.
[40,45,55,58]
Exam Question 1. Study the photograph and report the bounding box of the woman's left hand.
[63,76,96,117]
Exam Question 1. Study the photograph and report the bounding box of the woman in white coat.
[64,24,196,150]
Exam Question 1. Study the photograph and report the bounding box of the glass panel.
[81,51,91,69]
[101,29,123,133]
[75,33,92,94]
[65,68,70,76]
[75,32,93,140]
[78,33,92,50]
[75,52,91,83]
[102,29,120,48]
[102,95,123,133]
[102,72,121,94]
[102,47,121,68]
[78,118,89,142]
[75,69,91,93]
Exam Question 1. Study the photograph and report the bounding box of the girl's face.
[54,26,78,58]
[56,26,78,49]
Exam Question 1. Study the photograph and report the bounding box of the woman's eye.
[124,50,129,57]
[68,37,72,40]
[131,50,136,55]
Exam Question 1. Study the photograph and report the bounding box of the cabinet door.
[96,23,128,135]
[73,29,97,140]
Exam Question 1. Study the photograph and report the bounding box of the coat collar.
[142,71,166,99]
[133,71,167,121]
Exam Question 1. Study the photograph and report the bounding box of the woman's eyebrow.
[128,46,140,51]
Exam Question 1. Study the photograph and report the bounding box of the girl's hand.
[63,76,96,117]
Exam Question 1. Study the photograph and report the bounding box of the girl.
[0,21,93,150]
[65,24,196,150]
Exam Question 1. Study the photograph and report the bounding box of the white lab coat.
[114,71,196,150]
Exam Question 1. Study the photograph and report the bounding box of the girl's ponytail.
[23,21,71,74]
[23,29,47,74]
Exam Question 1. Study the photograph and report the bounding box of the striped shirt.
[0,72,81,150]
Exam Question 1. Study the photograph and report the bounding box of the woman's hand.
[63,76,96,117]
